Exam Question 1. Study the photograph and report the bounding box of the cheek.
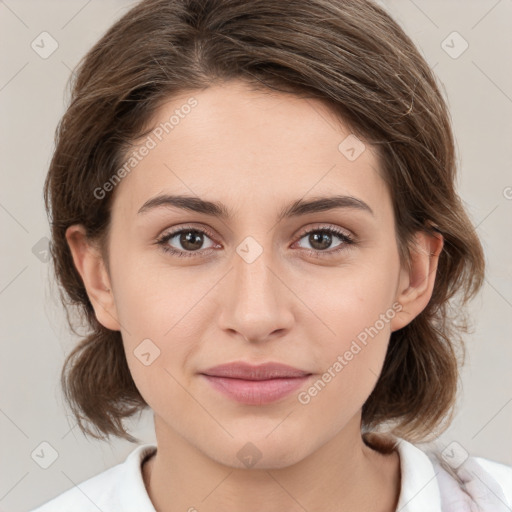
[109,252,219,405]
[297,255,399,397]
[302,256,399,343]
[296,285,395,428]
[109,246,200,336]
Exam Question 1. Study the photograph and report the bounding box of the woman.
[31,0,512,511]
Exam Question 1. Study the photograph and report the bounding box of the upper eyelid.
[159,224,217,242]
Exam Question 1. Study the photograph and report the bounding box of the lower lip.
[201,374,312,405]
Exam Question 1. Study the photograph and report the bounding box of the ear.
[390,229,444,332]
[65,225,120,331]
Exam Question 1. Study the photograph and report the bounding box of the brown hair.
[45,0,485,444]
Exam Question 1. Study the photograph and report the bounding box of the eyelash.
[155,225,356,259]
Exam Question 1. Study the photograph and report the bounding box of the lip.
[200,362,313,405]
[202,362,311,380]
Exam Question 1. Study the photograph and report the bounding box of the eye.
[156,226,218,258]
[293,225,355,256]
[155,224,356,259]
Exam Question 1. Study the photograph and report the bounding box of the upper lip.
[200,362,311,380]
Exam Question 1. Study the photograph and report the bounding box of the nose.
[217,246,295,344]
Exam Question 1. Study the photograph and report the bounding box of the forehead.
[112,80,389,219]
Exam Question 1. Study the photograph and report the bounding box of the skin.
[67,79,443,512]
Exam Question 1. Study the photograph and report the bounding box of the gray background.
[1,1,511,510]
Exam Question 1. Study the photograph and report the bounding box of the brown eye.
[296,227,354,253]
[156,227,217,258]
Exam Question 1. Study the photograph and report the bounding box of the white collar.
[394,438,442,510]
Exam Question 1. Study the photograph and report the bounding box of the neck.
[142,415,401,512]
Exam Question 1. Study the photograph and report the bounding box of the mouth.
[199,361,313,405]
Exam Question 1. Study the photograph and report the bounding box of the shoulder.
[393,437,512,511]
[425,444,512,510]
[472,456,512,505]
[29,444,157,512]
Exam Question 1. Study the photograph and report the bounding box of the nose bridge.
[235,246,275,301]
[233,242,280,312]
[219,238,293,340]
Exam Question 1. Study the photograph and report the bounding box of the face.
[97,80,410,468]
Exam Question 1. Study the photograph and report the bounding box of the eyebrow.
[137,193,374,220]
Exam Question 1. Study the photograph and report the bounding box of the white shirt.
[30,439,512,511]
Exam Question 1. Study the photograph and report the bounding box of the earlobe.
[65,225,120,331]
[390,230,444,332]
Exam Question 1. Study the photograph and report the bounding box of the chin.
[204,429,312,470]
